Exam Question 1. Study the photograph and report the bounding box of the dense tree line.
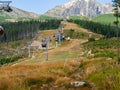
[68,19,120,38]
[0,19,61,42]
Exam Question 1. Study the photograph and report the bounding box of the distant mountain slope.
[45,0,112,18]
[0,7,39,23]
[4,7,39,18]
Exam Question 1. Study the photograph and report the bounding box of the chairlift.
[0,1,12,12]
[3,5,12,12]
[55,34,65,41]
[62,35,65,40]
[0,26,4,36]
[41,41,47,47]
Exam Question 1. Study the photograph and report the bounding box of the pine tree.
[112,0,120,62]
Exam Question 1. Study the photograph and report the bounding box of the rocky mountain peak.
[45,0,112,18]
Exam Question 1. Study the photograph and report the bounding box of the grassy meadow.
[92,14,120,26]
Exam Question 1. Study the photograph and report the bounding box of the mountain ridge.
[5,6,39,18]
[45,0,112,18]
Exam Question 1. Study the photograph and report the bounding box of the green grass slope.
[37,15,59,20]
[92,14,119,25]
[69,16,89,20]
[17,15,59,21]
[0,12,12,23]
[83,37,120,89]
[0,15,60,23]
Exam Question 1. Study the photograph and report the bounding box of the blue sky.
[9,0,111,14]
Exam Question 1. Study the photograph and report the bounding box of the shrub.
[0,55,23,66]
[65,29,88,39]
[25,75,55,87]
[95,51,116,58]
[68,29,75,38]
[88,37,95,42]
[79,62,86,68]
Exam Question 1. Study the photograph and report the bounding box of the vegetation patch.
[92,14,118,25]
[88,37,95,42]
[84,38,117,49]
[64,29,88,39]
[87,65,120,90]
[25,75,55,86]
[69,16,89,20]
[68,19,118,38]
[94,50,116,58]
[0,55,23,66]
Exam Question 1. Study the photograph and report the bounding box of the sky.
[8,0,111,14]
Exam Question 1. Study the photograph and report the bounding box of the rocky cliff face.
[45,0,112,18]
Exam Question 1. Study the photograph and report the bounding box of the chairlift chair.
[3,5,12,12]
[41,41,47,47]
[0,1,12,12]
[0,26,4,36]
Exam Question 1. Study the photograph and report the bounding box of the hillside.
[0,10,60,23]
[69,16,89,20]
[0,21,120,89]
[0,11,12,23]
[11,22,101,65]
[92,14,118,25]
[0,6,39,23]
[16,15,60,22]
[0,21,101,89]
[6,7,39,18]
[37,15,60,20]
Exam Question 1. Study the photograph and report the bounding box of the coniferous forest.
[68,19,119,38]
[0,19,61,42]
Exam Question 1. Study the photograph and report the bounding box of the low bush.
[0,55,23,66]
[95,51,116,58]
[88,37,95,42]
[64,29,88,39]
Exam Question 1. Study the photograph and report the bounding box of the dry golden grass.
[37,30,57,41]
[0,62,85,90]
